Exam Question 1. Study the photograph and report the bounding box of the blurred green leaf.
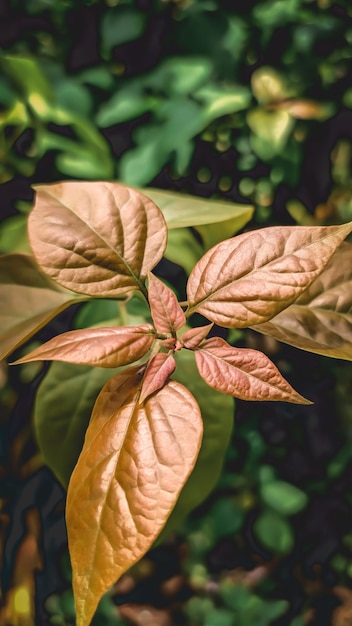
[101,8,146,54]
[248,109,294,159]
[0,215,30,254]
[165,228,204,275]
[96,87,158,126]
[196,84,252,123]
[260,480,308,515]
[254,509,294,554]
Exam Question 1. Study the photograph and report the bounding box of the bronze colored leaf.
[253,242,352,360]
[140,352,176,403]
[0,254,81,361]
[28,182,167,296]
[12,324,154,367]
[187,223,352,328]
[66,369,202,626]
[195,337,311,404]
[181,323,214,349]
[147,272,186,334]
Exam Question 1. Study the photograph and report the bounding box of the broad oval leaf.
[147,272,186,333]
[140,352,176,403]
[253,242,352,360]
[66,370,203,626]
[195,337,311,404]
[12,324,154,368]
[187,223,352,328]
[142,187,253,231]
[0,254,81,361]
[28,181,167,296]
[34,362,117,486]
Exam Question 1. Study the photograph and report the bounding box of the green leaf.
[0,215,30,253]
[196,84,251,124]
[254,510,294,554]
[143,187,254,231]
[34,363,117,486]
[101,8,146,54]
[165,228,204,275]
[159,348,234,538]
[96,88,158,126]
[260,480,308,516]
[2,54,53,108]
[247,109,294,159]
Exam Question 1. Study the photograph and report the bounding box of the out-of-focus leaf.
[143,187,254,230]
[187,223,352,327]
[165,228,204,275]
[254,242,352,360]
[146,57,213,96]
[0,215,30,253]
[159,348,234,538]
[101,8,146,54]
[28,182,167,296]
[2,54,53,106]
[13,324,154,368]
[251,66,292,104]
[247,109,294,159]
[196,84,251,123]
[96,88,158,126]
[147,272,185,333]
[194,337,310,403]
[260,480,308,515]
[0,254,81,361]
[67,370,202,626]
[254,510,294,554]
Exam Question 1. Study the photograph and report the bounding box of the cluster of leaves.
[2,181,352,624]
[2,0,352,232]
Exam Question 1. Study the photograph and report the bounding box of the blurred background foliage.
[1,0,352,624]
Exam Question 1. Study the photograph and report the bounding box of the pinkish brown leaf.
[253,242,352,360]
[147,272,186,334]
[181,323,214,349]
[186,223,352,328]
[0,254,82,361]
[12,325,154,368]
[66,368,202,626]
[139,352,176,403]
[28,182,167,297]
[195,337,311,404]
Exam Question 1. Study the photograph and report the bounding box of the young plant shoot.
[2,181,352,626]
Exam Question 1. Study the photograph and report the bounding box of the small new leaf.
[254,242,352,360]
[147,272,186,333]
[66,368,202,626]
[187,222,352,327]
[195,337,311,404]
[28,182,167,297]
[140,352,176,403]
[13,325,155,368]
[181,323,214,349]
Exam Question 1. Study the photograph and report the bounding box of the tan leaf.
[195,337,311,404]
[0,254,81,361]
[28,182,167,297]
[12,325,154,367]
[66,369,203,626]
[181,323,214,349]
[253,242,352,360]
[140,352,176,403]
[147,272,186,333]
[186,223,352,328]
